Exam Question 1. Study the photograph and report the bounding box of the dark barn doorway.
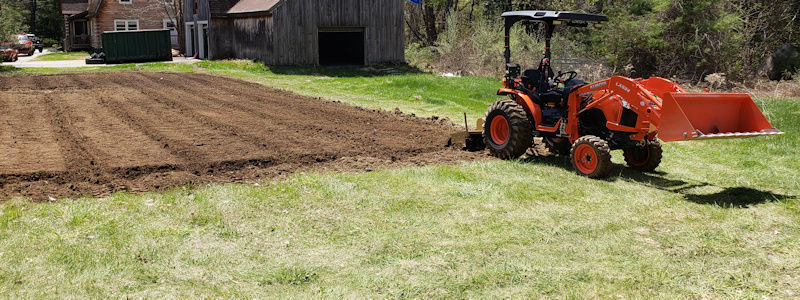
[318,28,365,65]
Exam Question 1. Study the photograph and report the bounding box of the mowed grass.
[31,51,90,61]
[1,61,799,297]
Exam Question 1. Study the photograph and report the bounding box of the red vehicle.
[13,34,36,56]
[1,43,19,62]
[459,11,783,178]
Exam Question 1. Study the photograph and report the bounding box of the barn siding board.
[265,0,403,65]
[202,0,403,65]
[231,16,273,63]
[209,17,233,59]
[184,0,211,22]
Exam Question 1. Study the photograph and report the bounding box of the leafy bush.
[411,11,605,79]
[405,42,437,70]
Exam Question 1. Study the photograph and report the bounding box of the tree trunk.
[422,1,437,46]
[177,0,185,54]
[30,0,36,34]
[468,0,475,22]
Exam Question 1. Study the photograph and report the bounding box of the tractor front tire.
[570,135,612,178]
[623,140,662,172]
[483,99,533,159]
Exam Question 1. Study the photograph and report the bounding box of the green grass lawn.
[32,51,90,61]
[1,61,798,297]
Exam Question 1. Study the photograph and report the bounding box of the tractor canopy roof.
[501,11,608,26]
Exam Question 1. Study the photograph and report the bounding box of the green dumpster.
[101,30,173,64]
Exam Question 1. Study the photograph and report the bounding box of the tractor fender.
[497,88,541,127]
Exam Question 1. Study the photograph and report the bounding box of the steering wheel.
[555,71,578,84]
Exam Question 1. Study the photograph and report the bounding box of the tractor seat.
[521,69,547,92]
[539,90,564,106]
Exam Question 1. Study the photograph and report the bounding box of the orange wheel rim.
[626,147,650,167]
[574,144,598,174]
[490,115,509,145]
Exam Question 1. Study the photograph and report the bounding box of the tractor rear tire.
[570,135,612,178]
[483,99,533,159]
[623,140,662,172]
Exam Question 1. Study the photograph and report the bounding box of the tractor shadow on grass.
[616,168,794,208]
[521,154,793,208]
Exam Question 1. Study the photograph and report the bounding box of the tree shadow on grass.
[269,64,426,78]
[0,65,18,73]
[521,154,794,208]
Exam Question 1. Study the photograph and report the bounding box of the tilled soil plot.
[0,72,482,200]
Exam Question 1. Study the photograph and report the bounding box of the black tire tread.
[570,135,612,178]
[623,140,662,171]
[482,99,534,159]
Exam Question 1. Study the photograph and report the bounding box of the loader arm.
[569,76,665,142]
[569,76,783,142]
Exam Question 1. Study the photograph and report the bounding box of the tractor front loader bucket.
[658,93,783,142]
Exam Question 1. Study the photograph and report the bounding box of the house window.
[164,19,178,45]
[119,0,131,4]
[163,20,176,31]
[114,20,139,31]
[193,0,198,14]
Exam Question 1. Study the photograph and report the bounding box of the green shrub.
[405,42,437,70]
[414,11,599,77]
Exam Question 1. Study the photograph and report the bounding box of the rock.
[763,44,800,80]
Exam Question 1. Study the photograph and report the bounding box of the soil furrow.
[184,73,447,150]
[94,87,211,165]
[125,73,288,154]
[39,92,109,172]
[0,72,482,200]
[131,73,348,158]
[172,73,417,155]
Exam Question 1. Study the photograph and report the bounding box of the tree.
[0,0,61,44]
[162,0,184,52]
[34,0,62,42]
[123,0,184,51]
[0,0,28,41]
[406,0,461,46]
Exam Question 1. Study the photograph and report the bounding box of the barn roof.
[61,2,88,14]
[64,0,103,20]
[227,0,281,15]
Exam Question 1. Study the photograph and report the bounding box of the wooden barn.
[184,0,405,65]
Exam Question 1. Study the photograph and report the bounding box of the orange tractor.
[463,11,783,178]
